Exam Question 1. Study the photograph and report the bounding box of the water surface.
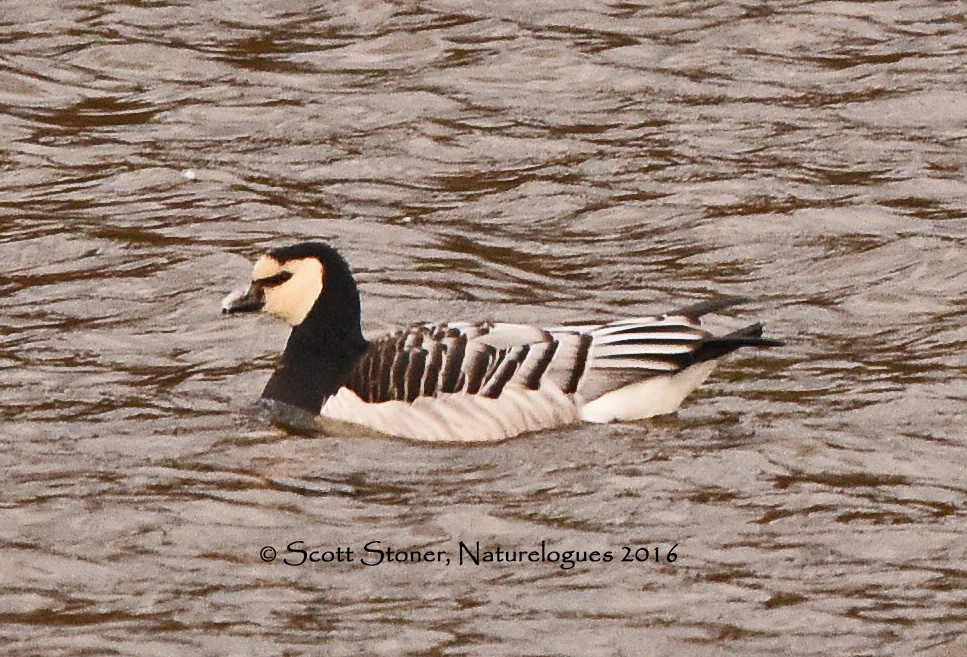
[2,1,966,655]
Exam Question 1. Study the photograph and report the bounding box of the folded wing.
[322,302,781,439]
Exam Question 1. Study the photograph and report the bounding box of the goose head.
[221,242,363,337]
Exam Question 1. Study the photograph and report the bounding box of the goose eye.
[257,271,293,287]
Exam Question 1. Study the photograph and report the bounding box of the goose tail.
[693,322,785,363]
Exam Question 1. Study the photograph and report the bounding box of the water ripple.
[2,1,966,655]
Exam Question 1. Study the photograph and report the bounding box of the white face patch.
[252,255,324,326]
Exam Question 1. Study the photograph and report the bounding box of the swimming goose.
[222,242,783,441]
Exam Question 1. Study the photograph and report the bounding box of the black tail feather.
[693,322,785,363]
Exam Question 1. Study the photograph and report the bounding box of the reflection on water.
[2,1,966,655]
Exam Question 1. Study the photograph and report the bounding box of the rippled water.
[2,1,966,655]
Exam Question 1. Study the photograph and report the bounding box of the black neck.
[261,330,366,413]
[261,270,368,414]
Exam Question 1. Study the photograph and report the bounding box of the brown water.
[2,2,966,655]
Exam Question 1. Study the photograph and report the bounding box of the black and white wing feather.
[564,305,782,422]
[321,322,577,441]
[343,322,562,402]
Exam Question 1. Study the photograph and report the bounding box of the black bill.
[221,283,265,314]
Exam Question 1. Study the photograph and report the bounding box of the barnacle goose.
[222,242,783,441]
